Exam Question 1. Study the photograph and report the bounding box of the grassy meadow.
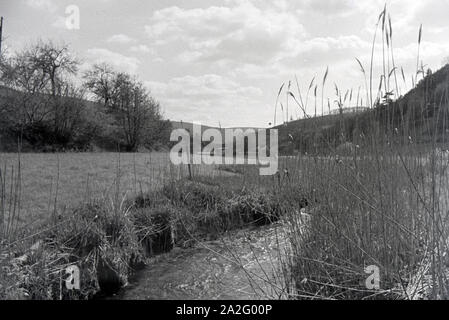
[1,152,168,227]
[0,152,233,229]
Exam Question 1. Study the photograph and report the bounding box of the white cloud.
[300,0,361,17]
[51,15,66,29]
[145,74,267,126]
[129,44,153,54]
[144,2,306,65]
[107,34,136,44]
[152,74,262,97]
[279,35,371,69]
[25,0,57,12]
[85,48,140,74]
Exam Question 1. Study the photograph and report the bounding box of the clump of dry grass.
[223,190,282,226]
[1,200,145,299]
[0,189,154,300]
[162,179,226,214]
[159,178,294,243]
[130,196,175,257]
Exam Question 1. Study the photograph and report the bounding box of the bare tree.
[55,81,86,137]
[0,47,52,127]
[0,41,91,150]
[29,41,79,135]
[83,63,116,107]
[30,41,78,97]
[0,41,79,130]
[84,65,163,151]
[110,73,159,151]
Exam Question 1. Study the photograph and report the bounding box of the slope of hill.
[275,110,363,155]
[0,85,171,152]
[275,64,449,155]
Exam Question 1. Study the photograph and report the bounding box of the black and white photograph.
[0,0,449,306]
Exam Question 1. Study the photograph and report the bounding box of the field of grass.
[0,152,233,231]
[0,153,163,227]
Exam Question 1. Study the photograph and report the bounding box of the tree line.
[0,40,171,152]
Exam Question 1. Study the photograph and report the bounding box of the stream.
[115,224,291,300]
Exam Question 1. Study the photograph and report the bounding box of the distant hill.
[170,120,261,132]
[169,120,268,155]
[275,64,449,155]
[169,120,263,139]
[274,109,363,155]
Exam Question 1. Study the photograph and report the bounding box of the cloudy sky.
[1,0,449,127]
